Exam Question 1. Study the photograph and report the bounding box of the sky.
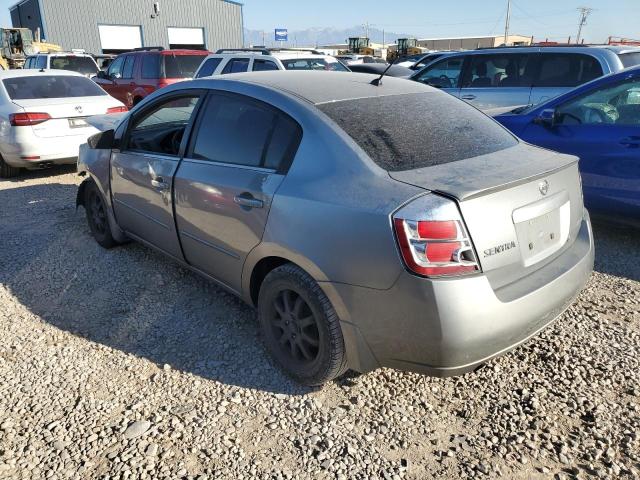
[0,0,638,44]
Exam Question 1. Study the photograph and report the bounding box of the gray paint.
[77,73,594,379]
[11,0,243,53]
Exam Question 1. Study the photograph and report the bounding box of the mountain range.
[243,26,413,48]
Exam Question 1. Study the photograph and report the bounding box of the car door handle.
[461,94,476,100]
[620,136,640,148]
[151,177,169,190]
[234,194,264,209]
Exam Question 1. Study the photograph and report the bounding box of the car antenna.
[370,57,398,86]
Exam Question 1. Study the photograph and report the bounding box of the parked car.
[77,71,593,385]
[93,47,209,109]
[495,66,640,226]
[410,45,640,110]
[335,54,386,65]
[194,48,349,78]
[0,70,126,178]
[404,51,455,70]
[24,50,99,77]
[348,63,413,78]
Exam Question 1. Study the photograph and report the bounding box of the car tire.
[258,264,348,386]
[84,180,117,249]
[0,155,20,178]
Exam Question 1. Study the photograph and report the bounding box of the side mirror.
[111,72,122,80]
[88,129,116,150]
[96,70,109,79]
[534,108,557,127]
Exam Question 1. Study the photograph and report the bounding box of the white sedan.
[0,69,126,177]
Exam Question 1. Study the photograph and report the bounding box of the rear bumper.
[324,212,594,376]
[0,134,91,168]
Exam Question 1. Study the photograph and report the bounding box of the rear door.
[459,53,534,109]
[530,53,603,106]
[174,91,302,292]
[111,91,203,259]
[411,55,466,98]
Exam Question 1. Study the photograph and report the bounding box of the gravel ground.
[0,167,639,480]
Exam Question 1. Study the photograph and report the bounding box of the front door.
[111,92,203,259]
[174,91,302,292]
[94,55,125,102]
[524,77,640,222]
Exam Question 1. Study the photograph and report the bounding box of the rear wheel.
[258,264,348,386]
[84,181,117,249]
[0,155,20,178]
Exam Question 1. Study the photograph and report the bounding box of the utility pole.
[503,0,511,46]
[362,22,371,40]
[261,31,265,46]
[576,7,593,44]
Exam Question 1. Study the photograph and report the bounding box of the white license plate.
[515,209,563,267]
[68,118,89,128]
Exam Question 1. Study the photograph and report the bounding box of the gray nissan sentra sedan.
[77,71,594,385]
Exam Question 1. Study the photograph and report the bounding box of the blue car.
[495,66,640,226]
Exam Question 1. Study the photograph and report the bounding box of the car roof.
[198,70,429,104]
[208,51,335,60]
[443,45,640,56]
[0,69,85,79]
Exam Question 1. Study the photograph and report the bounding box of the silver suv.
[24,51,99,77]
[194,48,349,77]
[411,45,640,110]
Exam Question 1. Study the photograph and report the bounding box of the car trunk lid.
[389,143,584,289]
[12,97,108,138]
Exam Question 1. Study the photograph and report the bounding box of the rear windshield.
[3,75,107,99]
[318,92,517,171]
[619,52,640,68]
[282,58,349,71]
[50,56,98,75]
[162,54,205,78]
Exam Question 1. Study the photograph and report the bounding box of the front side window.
[189,93,301,170]
[50,56,98,75]
[36,56,47,69]
[195,57,223,77]
[126,95,200,156]
[556,78,640,125]
[253,59,279,71]
[412,57,465,88]
[281,58,349,71]
[462,54,531,88]
[534,53,603,87]
[107,55,125,79]
[221,58,250,74]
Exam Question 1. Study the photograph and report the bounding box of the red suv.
[93,47,209,109]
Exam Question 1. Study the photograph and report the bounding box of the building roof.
[203,70,430,105]
[417,34,531,41]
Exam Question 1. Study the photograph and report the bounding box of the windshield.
[318,92,517,171]
[50,56,98,75]
[162,54,206,78]
[3,75,107,99]
[619,52,640,68]
[282,58,349,71]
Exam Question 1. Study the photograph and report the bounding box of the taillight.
[9,112,51,126]
[106,106,128,114]
[393,195,480,278]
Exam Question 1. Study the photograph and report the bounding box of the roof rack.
[268,48,323,55]
[133,46,164,52]
[216,48,271,55]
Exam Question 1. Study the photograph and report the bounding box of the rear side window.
[162,54,205,78]
[318,92,517,171]
[221,58,250,74]
[36,56,46,69]
[619,52,640,68]
[195,57,223,77]
[534,53,603,87]
[463,54,532,88]
[141,54,160,79]
[253,59,279,71]
[3,75,107,99]
[190,93,301,170]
